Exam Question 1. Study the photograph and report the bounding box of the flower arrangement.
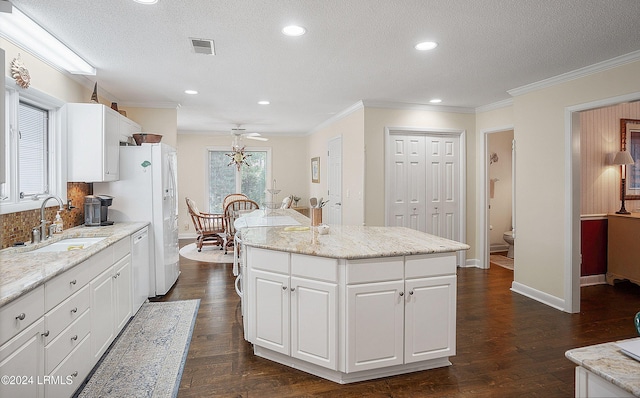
[226,146,252,170]
[293,196,301,206]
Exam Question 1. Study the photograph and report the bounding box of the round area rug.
[179,243,234,263]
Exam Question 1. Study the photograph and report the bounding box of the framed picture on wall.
[311,157,320,183]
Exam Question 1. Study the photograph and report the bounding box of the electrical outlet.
[183,223,189,231]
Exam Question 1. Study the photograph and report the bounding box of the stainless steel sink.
[32,237,107,253]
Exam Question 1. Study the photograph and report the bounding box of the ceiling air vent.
[190,38,215,55]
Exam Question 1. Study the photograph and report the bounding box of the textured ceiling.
[8,0,640,135]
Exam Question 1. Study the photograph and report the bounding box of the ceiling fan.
[231,126,268,143]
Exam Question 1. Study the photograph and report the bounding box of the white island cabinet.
[240,209,468,384]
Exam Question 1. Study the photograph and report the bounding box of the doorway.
[384,127,466,266]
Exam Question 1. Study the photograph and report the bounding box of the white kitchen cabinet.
[65,103,140,182]
[0,318,45,398]
[346,280,404,373]
[248,249,339,370]
[113,255,132,332]
[89,266,115,361]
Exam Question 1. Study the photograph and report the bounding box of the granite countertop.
[565,338,640,396]
[239,209,470,259]
[0,222,148,307]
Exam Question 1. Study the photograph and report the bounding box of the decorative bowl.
[132,133,163,145]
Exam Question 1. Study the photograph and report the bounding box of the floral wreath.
[226,146,252,170]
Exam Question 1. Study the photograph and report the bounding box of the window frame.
[1,84,66,214]
[205,146,272,213]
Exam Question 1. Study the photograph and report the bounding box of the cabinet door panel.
[291,277,337,370]
[405,275,456,363]
[90,267,114,361]
[114,256,132,333]
[346,280,404,372]
[0,318,44,398]
[250,269,289,354]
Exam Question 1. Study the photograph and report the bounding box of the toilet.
[503,230,515,259]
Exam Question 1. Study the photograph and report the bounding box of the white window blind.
[18,102,48,196]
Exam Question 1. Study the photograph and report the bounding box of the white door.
[425,135,460,241]
[387,135,426,230]
[327,136,342,225]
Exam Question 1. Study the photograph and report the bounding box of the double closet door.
[386,133,461,243]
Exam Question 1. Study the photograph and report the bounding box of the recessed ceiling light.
[429,98,442,103]
[133,0,158,4]
[282,25,306,37]
[184,90,198,95]
[415,41,438,51]
[258,100,270,105]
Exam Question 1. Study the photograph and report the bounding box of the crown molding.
[362,100,475,114]
[308,100,365,135]
[475,98,514,113]
[119,101,180,109]
[508,50,640,97]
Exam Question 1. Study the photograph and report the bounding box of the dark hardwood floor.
[153,242,640,397]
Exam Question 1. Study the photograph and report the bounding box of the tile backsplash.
[0,183,90,249]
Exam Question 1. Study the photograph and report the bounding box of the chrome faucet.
[39,195,65,241]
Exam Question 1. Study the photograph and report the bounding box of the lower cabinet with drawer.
[246,247,457,384]
[0,235,134,398]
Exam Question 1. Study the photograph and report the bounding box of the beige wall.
[513,60,640,301]
[122,107,178,149]
[177,133,308,237]
[580,102,640,215]
[307,107,365,226]
[363,107,477,259]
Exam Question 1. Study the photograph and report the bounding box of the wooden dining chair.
[222,198,259,254]
[185,197,225,252]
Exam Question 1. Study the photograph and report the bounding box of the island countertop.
[0,222,148,307]
[566,338,640,396]
[238,209,470,259]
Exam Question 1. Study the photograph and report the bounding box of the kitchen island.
[237,209,469,383]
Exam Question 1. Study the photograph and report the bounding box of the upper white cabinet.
[65,103,141,182]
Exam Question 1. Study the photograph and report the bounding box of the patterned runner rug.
[75,300,199,398]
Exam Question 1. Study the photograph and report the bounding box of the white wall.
[177,133,308,237]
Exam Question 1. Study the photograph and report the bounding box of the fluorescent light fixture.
[258,100,270,105]
[0,6,95,75]
[415,41,438,51]
[184,89,198,95]
[133,0,158,4]
[429,98,442,103]
[282,25,306,37]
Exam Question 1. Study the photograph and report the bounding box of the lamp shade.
[613,150,635,165]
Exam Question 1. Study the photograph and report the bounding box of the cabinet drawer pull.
[399,291,404,297]
[71,307,78,313]
[70,279,77,285]
[42,330,50,337]
[15,313,26,321]
[290,287,295,292]
[70,371,78,378]
[282,286,287,290]
[409,290,414,295]
[71,335,78,341]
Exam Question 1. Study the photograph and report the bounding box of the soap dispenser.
[54,211,64,233]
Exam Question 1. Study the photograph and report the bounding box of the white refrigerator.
[95,143,180,297]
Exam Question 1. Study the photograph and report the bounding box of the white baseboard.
[490,244,509,253]
[179,233,197,240]
[463,258,483,268]
[511,281,565,311]
[580,274,607,287]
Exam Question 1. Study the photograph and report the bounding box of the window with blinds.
[18,102,49,197]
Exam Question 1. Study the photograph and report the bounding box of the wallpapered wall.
[0,183,90,249]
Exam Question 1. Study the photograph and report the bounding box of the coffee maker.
[84,195,114,226]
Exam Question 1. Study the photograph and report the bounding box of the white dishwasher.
[131,227,150,315]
